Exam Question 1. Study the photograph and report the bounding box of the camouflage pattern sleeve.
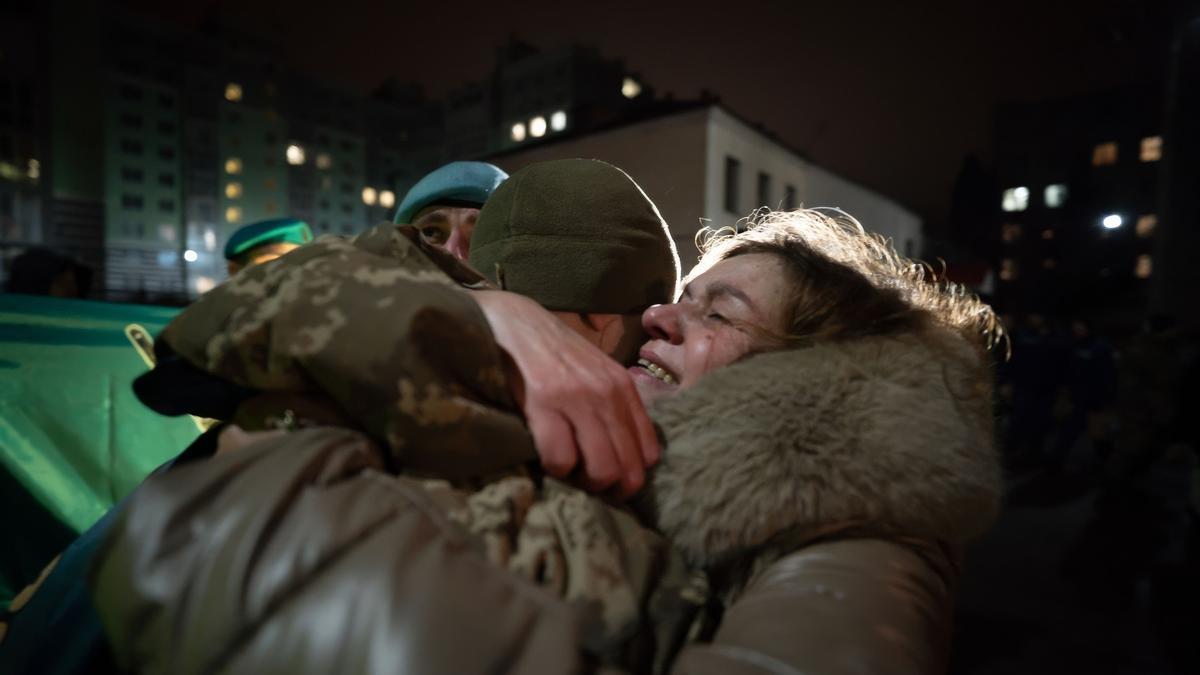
[159,223,537,479]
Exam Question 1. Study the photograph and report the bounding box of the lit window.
[203,228,217,251]
[1092,142,1118,166]
[1136,214,1157,238]
[511,123,527,142]
[1102,214,1123,230]
[225,182,243,199]
[621,77,641,99]
[999,259,1018,281]
[224,83,243,102]
[225,206,242,223]
[1140,136,1162,162]
[529,116,547,138]
[320,176,333,191]
[1042,258,1056,270]
[224,157,242,174]
[1001,187,1029,212]
[379,190,396,209]
[315,153,332,170]
[1042,229,1055,240]
[183,249,198,263]
[1044,184,1067,208]
[550,110,567,132]
[286,144,305,166]
[27,158,40,180]
[362,186,378,205]
[194,275,216,294]
[1001,223,1022,243]
[159,225,177,242]
[1135,255,1152,279]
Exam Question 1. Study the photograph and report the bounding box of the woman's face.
[630,253,790,405]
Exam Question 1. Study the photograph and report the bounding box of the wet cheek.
[685,332,751,384]
[683,333,716,385]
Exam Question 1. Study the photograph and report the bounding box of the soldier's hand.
[473,290,659,499]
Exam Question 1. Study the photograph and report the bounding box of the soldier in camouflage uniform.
[0,158,673,674]
[91,158,694,673]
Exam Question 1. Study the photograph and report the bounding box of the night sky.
[118,0,1182,227]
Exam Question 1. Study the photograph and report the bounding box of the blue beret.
[394,161,508,224]
[223,218,313,261]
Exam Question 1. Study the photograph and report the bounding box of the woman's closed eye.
[706,312,731,325]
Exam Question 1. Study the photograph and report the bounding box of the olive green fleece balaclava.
[468,158,680,314]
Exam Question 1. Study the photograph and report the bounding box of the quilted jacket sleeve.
[88,427,586,675]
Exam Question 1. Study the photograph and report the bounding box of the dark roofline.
[481,98,713,161]
[480,98,918,220]
[482,98,815,165]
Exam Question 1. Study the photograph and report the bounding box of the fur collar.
[641,327,1001,568]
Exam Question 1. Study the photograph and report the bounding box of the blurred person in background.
[223,217,313,276]
[393,160,508,261]
[3,248,92,298]
[1005,313,1068,471]
[1047,318,1116,475]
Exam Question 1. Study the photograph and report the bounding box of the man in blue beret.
[224,217,314,276]
[394,161,508,261]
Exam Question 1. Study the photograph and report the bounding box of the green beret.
[223,218,313,261]
[394,161,509,225]
[469,158,680,314]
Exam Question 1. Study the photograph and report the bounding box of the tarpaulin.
[0,293,199,605]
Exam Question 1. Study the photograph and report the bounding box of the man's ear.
[590,314,647,366]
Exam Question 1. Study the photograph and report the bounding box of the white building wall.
[704,107,922,259]
[491,105,922,276]
[489,108,710,268]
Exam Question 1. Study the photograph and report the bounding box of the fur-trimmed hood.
[641,326,1001,569]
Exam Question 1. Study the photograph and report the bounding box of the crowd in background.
[985,311,1199,673]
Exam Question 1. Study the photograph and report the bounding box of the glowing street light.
[379,190,396,209]
[511,122,527,142]
[622,77,642,99]
[362,186,378,205]
[286,143,306,166]
[529,116,547,138]
[1102,214,1123,230]
[550,110,567,132]
[183,249,199,263]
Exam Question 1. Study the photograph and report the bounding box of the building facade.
[0,5,49,259]
[3,7,918,298]
[487,103,922,271]
[990,85,1165,324]
[1,2,433,301]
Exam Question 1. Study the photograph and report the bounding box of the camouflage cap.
[468,159,680,315]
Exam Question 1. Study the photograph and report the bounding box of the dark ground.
[951,448,1194,674]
